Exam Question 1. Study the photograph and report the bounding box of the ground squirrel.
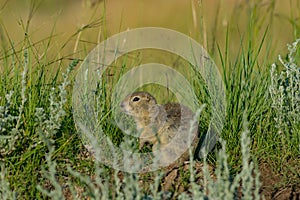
[120,91,199,166]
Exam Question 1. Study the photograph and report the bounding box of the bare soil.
[259,162,300,200]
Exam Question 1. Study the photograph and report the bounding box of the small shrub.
[269,38,300,152]
[0,49,28,157]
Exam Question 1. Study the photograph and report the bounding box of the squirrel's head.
[120,92,159,118]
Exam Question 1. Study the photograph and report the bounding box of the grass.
[0,0,300,199]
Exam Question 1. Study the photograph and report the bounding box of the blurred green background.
[0,0,299,65]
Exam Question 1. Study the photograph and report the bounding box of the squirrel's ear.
[149,98,156,104]
[146,95,151,102]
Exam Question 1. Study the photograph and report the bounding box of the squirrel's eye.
[132,97,140,102]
